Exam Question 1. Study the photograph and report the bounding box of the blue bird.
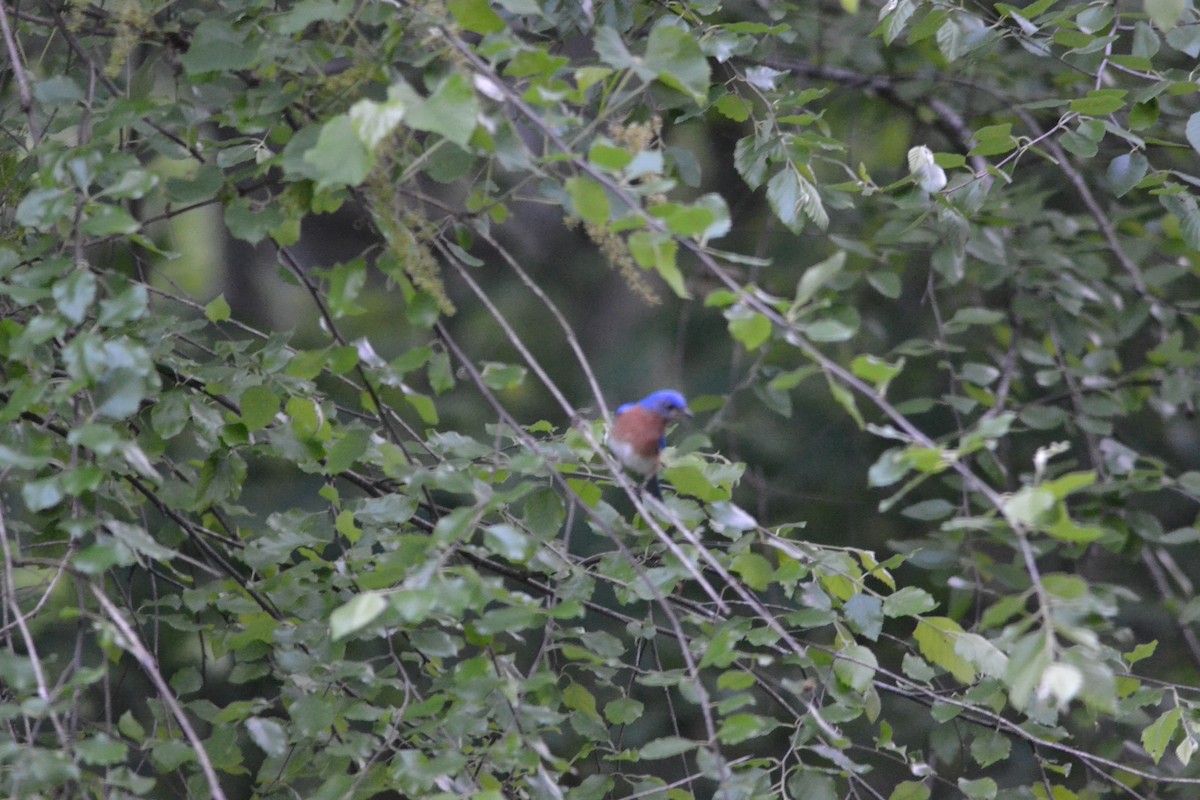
[606,389,692,499]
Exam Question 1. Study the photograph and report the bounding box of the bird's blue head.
[637,389,692,420]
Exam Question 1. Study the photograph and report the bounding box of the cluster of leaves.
[3,0,1200,798]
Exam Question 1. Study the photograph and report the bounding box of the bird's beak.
[681,407,693,419]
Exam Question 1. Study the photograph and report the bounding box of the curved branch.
[89,581,228,800]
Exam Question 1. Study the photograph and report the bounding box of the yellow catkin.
[365,150,456,316]
[583,221,660,306]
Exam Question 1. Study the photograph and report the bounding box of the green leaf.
[34,75,84,105]
[651,203,716,238]
[335,509,362,543]
[152,739,196,771]
[22,477,64,512]
[794,251,845,307]
[562,681,599,719]
[628,231,688,297]
[604,697,644,725]
[1041,470,1096,498]
[662,464,728,502]
[16,187,72,230]
[1162,193,1200,251]
[53,269,97,324]
[348,85,412,150]
[1107,152,1149,196]
[639,736,698,760]
[286,396,324,441]
[205,294,231,322]
[767,167,828,232]
[169,666,201,694]
[1126,640,1158,666]
[107,521,177,561]
[330,592,387,640]
[1186,112,1200,156]
[803,318,857,342]
[969,123,1016,156]
[98,283,148,327]
[1061,118,1106,158]
[588,142,633,171]
[734,136,770,189]
[448,0,505,34]
[77,734,128,766]
[643,25,711,103]
[826,375,864,429]
[1143,707,1182,763]
[303,115,373,191]
[224,196,288,245]
[714,93,750,122]
[240,385,280,431]
[275,0,350,33]
[889,782,930,800]
[0,443,50,470]
[717,713,778,744]
[427,349,454,394]
[731,551,774,591]
[496,0,541,11]
[180,20,259,74]
[82,204,140,236]
[289,694,335,738]
[692,193,731,243]
[709,501,758,534]
[166,165,224,204]
[851,354,904,396]
[844,594,884,640]
[788,773,838,800]
[913,617,975,683]
[1002,486,1056,527]
[1070,89,1127,115]
[900,498,955,520]
[327,259,367,317]
[834,643,877,692]
[1166,21,1200,53]
[245,717,288,758]
[883,586,937,617]
[326,428,369,474]
[698,627,741,669]
[406,74,479,148]
[954,633,1008,678]
[971,728,1011,768]
[726,309,772,351]
[483,524,532,561]
[1047,509,1106,542]
[958,777,998,800]
[565,176,611,225]
[1004,632,1052,710]
[118,710,146,742]
[1146,0,1185,31]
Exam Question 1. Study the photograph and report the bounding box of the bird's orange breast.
[609,406,668,460]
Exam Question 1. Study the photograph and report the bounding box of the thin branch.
[1012,112,1147,296]
[89,580,229,800]
[0,0,38,144]
[0,490,72,755]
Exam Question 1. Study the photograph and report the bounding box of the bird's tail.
[645,475,662,500]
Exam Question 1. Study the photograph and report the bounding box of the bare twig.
[0,491,72,758]
[89,581,228,800]
[0,0,38,143]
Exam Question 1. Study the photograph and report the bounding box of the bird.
[606,389,692,499]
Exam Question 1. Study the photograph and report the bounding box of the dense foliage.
[4,0,1200,797]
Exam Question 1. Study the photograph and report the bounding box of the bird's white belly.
[606,435,658,475]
